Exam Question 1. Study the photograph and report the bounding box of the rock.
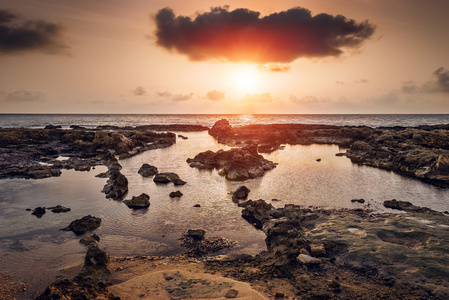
[178,134,188,140]
[225,289,239,298]
[153,172,179,184]
[80,234,100,247]
[310,243,326,257]
[174,178,187,186]
[297,254,321,264]
[351,199,365,204]
[241,199,274,229]
[187,229,206,240]
[232,186,250,202]
[84,243,109,271]
[383,199,441,215]
[316,158,321,162]
[188,146,277,181]
[193,204,201,207]
[208,119,235,141]
[48,205,71,213]
[123,193,150,209]
[335,152,346,157]
[102,158,128,200]
[137,164,158,177]
[36,275,118,300]
[44,125,62,130]
[169,190,183,198]
[61,215,101,235]
[31,207,46,218]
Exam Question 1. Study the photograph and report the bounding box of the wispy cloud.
[133,86,147,96]
[402,67,449,94]
[206,90,225,101]
[0,90,45,102]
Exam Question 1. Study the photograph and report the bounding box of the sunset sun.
[233,65,260,93]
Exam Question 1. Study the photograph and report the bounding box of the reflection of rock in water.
[8,240,30,252]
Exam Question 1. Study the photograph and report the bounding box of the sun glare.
[233,65,259,93]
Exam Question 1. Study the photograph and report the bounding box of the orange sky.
[1,0,449,114]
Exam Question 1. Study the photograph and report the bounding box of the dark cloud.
[243,93,273,102]
[0,9,69,55]
[206,90,225,100]
[0,90,45,102]
[402,67,449,94]
[133,86,147,96]
[154,6,375,63]
[258,64,291,72]
[157,91,173,97]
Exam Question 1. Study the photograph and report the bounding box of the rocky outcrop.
[153,172,181,184]
[61,215,101,235]
[187,145,277,181]
[123,193,150,209]
[79,234,109,275]
[232,186,250,202]
[48,205,71,213]
[102,156,128,200]
[169,190,183,198]
[180,229,236,256]
[35,275,118,300]
[208,119,235,142]
[138,164,158,177]
[31,207,46,218]
[383,199,443,215]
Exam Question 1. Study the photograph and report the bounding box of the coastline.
[0,119,448,299]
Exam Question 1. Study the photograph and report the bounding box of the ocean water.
[0,113,448,128]
[0,114,448,298]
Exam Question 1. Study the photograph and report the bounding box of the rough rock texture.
[61,215,101,235]
[187,145,277,181]
[169,190,183,198]
[123,193,150,209]
[208,120,449,187]
[208,119,235,142]
[48,205,71,213]
[232,186,250,202]
[31,207,46,218]
[153,172,181,184]
[384,199,443,215]
[137,163,158,177]
[180,230,237,256]
[35,275,118,300]
[102,155,128,200]
[0,127,176,180]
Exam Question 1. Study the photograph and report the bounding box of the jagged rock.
[138,163,158,177]
[102,157,128,200]
[187,146,277,181]
[35,275,118,300]
[208,119,235,141]
[123,193,150,209]
[232,186,250,202]
[169,190,183,198]
[48,205,71,213]
[153,172,180,184]
[241,199,274,229]
[309,244,326,257]
[31,207,46,218]
[225,289,239,298]
[383,199,442,215]
[61,215,101,235]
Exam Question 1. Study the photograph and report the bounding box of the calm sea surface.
[0,114,448,298]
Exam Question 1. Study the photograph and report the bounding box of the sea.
[0,114,448,298]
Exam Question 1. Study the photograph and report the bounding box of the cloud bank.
[154,6,375,63]
[206,90,225,100]
[402,67,449,94]
[0,90,45,102]
[0,9,69,55]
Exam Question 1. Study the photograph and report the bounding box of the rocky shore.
[208,119,449,187]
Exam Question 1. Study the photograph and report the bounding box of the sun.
[232,65,259,93]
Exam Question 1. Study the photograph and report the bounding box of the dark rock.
[48,205,71,213]
[180,232,236,256]
[225,289,239,298]
[335,152,346,157]
[169,190,183,198]
[208,119,235,141]
[351,199,365,204]
[187,146,277,181]
[193,204,201,207]
[153,172,179,184]
[61,215,101,235]
[309,243,326,257]
[102,157,128,200]
[383,199,442,215]
[138,163,158,177]
[178,134,188,140]
[187,229,206,240]
[44,125,62,130]
[316,158,322,162]
[173,178,187,186]
[31,207,46,218]
[84,243,109,271]
[241,199,274,229]
[35,275,118,300]
[232,186,250,202]
[123,193,150,209]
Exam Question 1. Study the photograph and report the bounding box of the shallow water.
[0,131,448,298]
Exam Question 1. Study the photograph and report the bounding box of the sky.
[1,0,448,114]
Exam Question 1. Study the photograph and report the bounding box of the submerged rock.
[102,156,128,200]
[383,199,442,215]
[31,207,46,218]
[169,190,183,198]
[61,215,101,235]
[123,193,150,209]
[48,205,71,213]
[138,163,158,177]
[153,172,180,184]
